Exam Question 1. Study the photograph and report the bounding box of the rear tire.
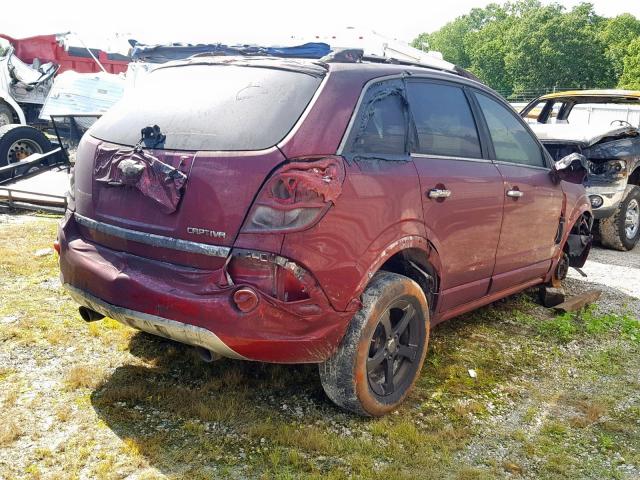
[599,185,640,251]
[319,271,430,416]
[0,124,53,178]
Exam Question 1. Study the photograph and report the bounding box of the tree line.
[412,1,640,99]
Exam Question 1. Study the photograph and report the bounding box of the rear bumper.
[66,284,245,359]
[58,214,352,363]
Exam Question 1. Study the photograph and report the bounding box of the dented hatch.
[72,61,326,267]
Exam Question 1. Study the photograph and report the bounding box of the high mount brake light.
[241,156,345,233]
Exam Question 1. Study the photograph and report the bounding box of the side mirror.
[552,153,588,184]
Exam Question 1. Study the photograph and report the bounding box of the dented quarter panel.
[280,158,425,312]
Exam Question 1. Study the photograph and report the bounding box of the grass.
[0,213,639,479]
[533,304,640,344]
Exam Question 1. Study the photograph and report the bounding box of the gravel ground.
[568,243,640,307]
[0,216,639,479]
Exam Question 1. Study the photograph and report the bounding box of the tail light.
[227,250,309,302]
[241,156,345,233]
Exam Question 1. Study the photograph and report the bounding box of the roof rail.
[320,49,479,81]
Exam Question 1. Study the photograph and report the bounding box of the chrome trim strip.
[411,153,492,163]
[493,160,551,172]
[65,284,247,360]
[74,213,230,258]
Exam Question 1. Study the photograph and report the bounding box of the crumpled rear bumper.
[58,214,352,363]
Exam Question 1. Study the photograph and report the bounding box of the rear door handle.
[506,189,523,198]
[428,188,451,199]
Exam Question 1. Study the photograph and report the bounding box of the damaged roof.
[538,89,640,102]
[530,123,638,146]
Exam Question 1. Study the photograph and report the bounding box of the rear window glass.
[90,64,323,151]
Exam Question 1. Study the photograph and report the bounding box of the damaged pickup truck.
[58,51,592,416]
[521,90,640,250]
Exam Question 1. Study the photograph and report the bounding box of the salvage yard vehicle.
[521,90,640,250]
[0,35,125,173]
[58,52,592,416]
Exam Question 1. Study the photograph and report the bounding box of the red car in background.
[58,53,592,416]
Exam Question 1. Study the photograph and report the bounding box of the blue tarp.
[129,41,331,63]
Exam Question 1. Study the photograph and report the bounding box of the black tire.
[599,185,640,251]
[319,271,430,416]
[0,103,15,127]
[0,125,53,177]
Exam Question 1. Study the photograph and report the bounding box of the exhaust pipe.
[196,347,222,363]
[79,306,104,322]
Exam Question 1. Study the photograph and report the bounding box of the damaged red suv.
[58,54,592,416]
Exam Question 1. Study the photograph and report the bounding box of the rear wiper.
[135,125,166,150]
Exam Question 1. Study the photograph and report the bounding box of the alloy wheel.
[367,298,421,397]
[625,198,639,240]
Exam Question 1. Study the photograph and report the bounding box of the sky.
[1,0,639,53]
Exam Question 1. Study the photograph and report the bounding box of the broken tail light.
[241,156,346,233]
[227,250,309,302]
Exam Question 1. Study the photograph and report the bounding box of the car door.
[406,79,505,312]
[473,91,564,293]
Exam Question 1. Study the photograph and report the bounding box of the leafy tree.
[504,3,613,93]
[412,17,473,68]
[619,37,640,89]
[598,13,640,80]
[412,1,636,98]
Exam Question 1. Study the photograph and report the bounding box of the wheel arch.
[0,96,26,124]
[561,206,593,270]
[352,236,443,314]
[628,162,640,186]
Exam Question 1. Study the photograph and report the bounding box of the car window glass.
[91,65,322,151]
[349,91,407,155]
[407,82,482,158]
[477,93,545,167]
[523,101,561,124]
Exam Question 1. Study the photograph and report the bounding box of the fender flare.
[0,95,26,124]
[349,235,443,308]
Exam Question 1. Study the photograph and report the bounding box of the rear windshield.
[89,64,323,151]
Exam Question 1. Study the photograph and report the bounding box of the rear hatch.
[73,60,325,268]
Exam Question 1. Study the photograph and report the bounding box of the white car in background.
[521,90,640,251]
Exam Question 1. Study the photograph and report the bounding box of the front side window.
[477,93,546,167]
[407,82,482,158]
[347,82,408,156]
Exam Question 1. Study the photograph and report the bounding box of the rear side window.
[476,93,546,167]
[90,64,323,151]
[407,82,482,158]
[345,81,408,156]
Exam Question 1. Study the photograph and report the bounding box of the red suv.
[58,55,592,416]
